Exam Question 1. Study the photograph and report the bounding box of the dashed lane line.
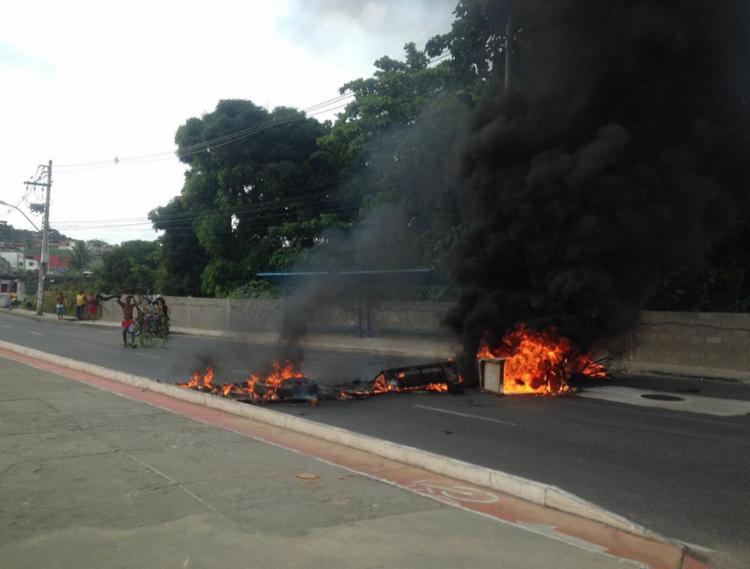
[413,404,518,426]
[132,351,163,360]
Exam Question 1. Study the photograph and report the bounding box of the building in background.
[0,248,24,271]
[32,254,69,275]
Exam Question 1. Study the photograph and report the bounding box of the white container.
[477,357,505,395]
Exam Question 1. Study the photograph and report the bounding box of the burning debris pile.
[477,325,607,396]
[179,361,462,405]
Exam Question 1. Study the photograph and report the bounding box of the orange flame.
[478,326,607,395]
[181,367,214,390]
[179,361,305,402]
[246,361,305,401]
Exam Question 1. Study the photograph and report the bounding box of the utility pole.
[25,161,52,315]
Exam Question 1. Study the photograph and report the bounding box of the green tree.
[314,43,469,271]
[94,241,160,293]
[164,100,339,296]
[426,0,516,92]
[69,240,93,279]
[149,197,208,296]
[321,42,457,186]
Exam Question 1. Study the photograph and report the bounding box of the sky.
[0,0,455,244]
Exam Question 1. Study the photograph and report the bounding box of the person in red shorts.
[86,292,98,320]
[116,294,138,348]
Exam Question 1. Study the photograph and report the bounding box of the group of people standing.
[51,290,170,348]
[55,290,101,321]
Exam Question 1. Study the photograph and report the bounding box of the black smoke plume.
[447,1,750,355]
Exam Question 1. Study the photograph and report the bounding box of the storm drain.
[641,393,685,402]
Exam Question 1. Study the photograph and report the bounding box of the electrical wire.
[54,49,453,173]
[48,50,453,239]
[54,200,361,233]
[54,94,354,172]
[53,184,350,226]
[52,184,363,236]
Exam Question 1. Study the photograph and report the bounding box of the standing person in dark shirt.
[116,295,138,348]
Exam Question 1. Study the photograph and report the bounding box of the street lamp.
[0,200,43,305]
[0,200,41,232]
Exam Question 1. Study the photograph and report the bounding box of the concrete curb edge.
[0,338,676,549]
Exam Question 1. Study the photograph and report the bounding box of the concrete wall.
[100,296,750,378]
[617,311,750,379]
[372,301,453,336]
[101,297,455,337]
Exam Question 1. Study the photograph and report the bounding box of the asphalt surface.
[1,311,749,565]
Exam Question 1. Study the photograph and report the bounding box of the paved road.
[2,311,749,566]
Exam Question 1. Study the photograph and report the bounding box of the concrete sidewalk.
[0,356,642,569]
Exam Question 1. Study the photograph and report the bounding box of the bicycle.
[132,306,169,348]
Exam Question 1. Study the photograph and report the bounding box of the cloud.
[0,44,56,77]
[280,0,456,59]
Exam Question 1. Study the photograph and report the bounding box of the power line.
[48,50,455,241]
[56,202,362,238]
[54,94,354,173]
[53,193,361,233]
[53,184,349,225]
[51,182,366,236]
[53,49,454,174]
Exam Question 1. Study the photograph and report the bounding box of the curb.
[0,338,667,544]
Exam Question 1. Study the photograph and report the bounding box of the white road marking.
[407,480,500,506]
[133,351,162,360]
[413,404,517,426]
[28,331,44,336]
[579,386,750,417]
[0,324,11,329]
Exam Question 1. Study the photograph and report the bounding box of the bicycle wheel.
[139,331,154,348]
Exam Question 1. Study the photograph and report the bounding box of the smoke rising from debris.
[447,1,750,354]
[276,203,423,367]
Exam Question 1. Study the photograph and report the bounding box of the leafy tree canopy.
[426,0,515,90]
[68,241,93,278]
[163,100,342,296]
[94,241,160,294]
